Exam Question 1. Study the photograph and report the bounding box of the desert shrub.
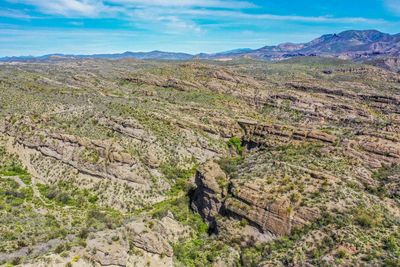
[239,218,248,227]
[383,236,399,253]
[354,208,381,228]
[218,157,242,176]
[174,239,229,267]
[160,164,197,195]
[335,248,348,259]
[38,182,98,207]
[241,247,263,267]
[227,136,244,155]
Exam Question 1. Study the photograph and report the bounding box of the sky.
[0,0,400,56]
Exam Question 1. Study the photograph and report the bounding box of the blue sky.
[0,0,400,56]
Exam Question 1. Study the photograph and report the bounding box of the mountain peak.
[336,29,389,42]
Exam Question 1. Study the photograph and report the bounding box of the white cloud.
[6,0,384,26]
[4,0,387,38]
[159,16,203,33]
[7,0,113,17]
[107,0,256,8]
[7,0,255,17]
[126,7,204,34]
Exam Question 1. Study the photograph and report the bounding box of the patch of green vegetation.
[369,164,400,199]
[150,195,207,234]
[173,238,234,267]
[86,208,124,230]
[216,175,229,191]
[227,136,244,155]
[37,181,98,207]
[353,206,383,228]
[0,177,63,253]
[218,156,243,176]
[80,148,100,164]
[0,147,29,177]
[373,164,400,181]
[160,163,197,196]
[241,245,264,267]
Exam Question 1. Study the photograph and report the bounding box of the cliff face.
[190,161,228,233]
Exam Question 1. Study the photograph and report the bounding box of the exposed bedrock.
[190,160,320,240]
[238,119,337,147]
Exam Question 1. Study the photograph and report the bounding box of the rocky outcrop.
[0,237,72,264]
[125,218,178,257]
[287,82,355,98]
[238,120,337,148]
[190,161,228,232]
[86,229,130,266]
[224,194,292,236]
[0,118,153,185]
[344,134,400,168]
[84,214,190,267]
[287,81,400,109]
[238,119,400,169]
[98,116,156,143]
[14,131,148,184]
[191,160,320,239]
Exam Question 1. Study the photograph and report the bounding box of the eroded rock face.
[126,222,173,257]
[14,131,148,184]
[191,160,320,240]
[190,161,228,231]
[98,116,157,143]
[239,120,400,169]
[239,120,337,147]
[224,196,292,236]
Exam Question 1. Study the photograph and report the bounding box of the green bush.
[174,239,229,267]
[336,248,348,259]
[354,209,380,228]
[383,236,399,253]
[241,247,263,267]
[227,137,244,155]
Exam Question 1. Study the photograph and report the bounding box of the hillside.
[0,58,399,266]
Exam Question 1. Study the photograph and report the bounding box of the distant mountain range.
[1,30,400,63]
[0,50,193,62]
